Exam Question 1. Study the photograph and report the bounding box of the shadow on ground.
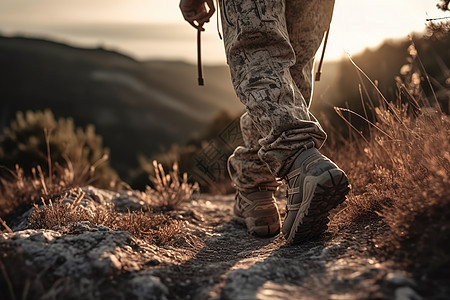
[154,195,413,300]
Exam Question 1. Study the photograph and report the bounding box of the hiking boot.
[233,189,281,237]
[282,147,350,244]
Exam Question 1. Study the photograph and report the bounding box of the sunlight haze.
[0,0,447,63]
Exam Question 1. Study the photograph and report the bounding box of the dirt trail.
[0,190,424,300]
[153,195,419,300]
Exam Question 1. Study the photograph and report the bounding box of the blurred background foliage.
[0,110,119,189]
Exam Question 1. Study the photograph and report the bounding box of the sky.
[0,0,447,64]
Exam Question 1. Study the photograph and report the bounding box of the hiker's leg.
[219,0,327,177]
[229,112,281,236]
[228,112,279,193]
[286,0,335,107]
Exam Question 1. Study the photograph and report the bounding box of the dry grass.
[145,161,199,211]
[329,104,449,225]
[0,124,116,218]
[325,50,450,282]
[0,163,88,218]
[28,192,182,246]
[0,119,194,245]
[0,159,195,246]
[327,104,450,291]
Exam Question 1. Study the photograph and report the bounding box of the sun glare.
[0,0,447,63]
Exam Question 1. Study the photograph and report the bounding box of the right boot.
[233,190,281,237]
[282,147,350,244]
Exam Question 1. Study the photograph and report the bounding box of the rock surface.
[1,221,173,299]
[0,187,430,299]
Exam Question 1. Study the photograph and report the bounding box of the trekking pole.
[314,28,329,82]
[197,26,204,86]
[315,1,335,82]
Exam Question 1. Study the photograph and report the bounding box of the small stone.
[395,286,422,300]
[108,254,122,270]
[387,272,417,287]
[127,274,169,300]
[146,259,160,266]
[29,231,57,242]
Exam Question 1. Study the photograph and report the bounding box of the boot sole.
[285,168,350,244]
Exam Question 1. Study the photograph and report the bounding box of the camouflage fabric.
[220,0,335,192]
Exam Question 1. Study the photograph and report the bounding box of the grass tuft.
[0,164,82,218]
[145,161,199,211]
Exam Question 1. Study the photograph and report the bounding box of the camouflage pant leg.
[227,112,279,193]
[286,0,335,106]
[221,0,333,183]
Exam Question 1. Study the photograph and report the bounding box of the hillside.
[0,36,243,176]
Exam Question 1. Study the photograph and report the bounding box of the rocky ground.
[0,186,426,299]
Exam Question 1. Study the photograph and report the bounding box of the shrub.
[0,109,119,190]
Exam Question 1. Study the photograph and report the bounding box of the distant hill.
[0,36,245,176]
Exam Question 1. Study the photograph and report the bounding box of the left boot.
[234,190,281,237]
[282,147,350,244]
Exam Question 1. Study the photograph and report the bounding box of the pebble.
[395,286,422,300]
[387,272,417,287]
